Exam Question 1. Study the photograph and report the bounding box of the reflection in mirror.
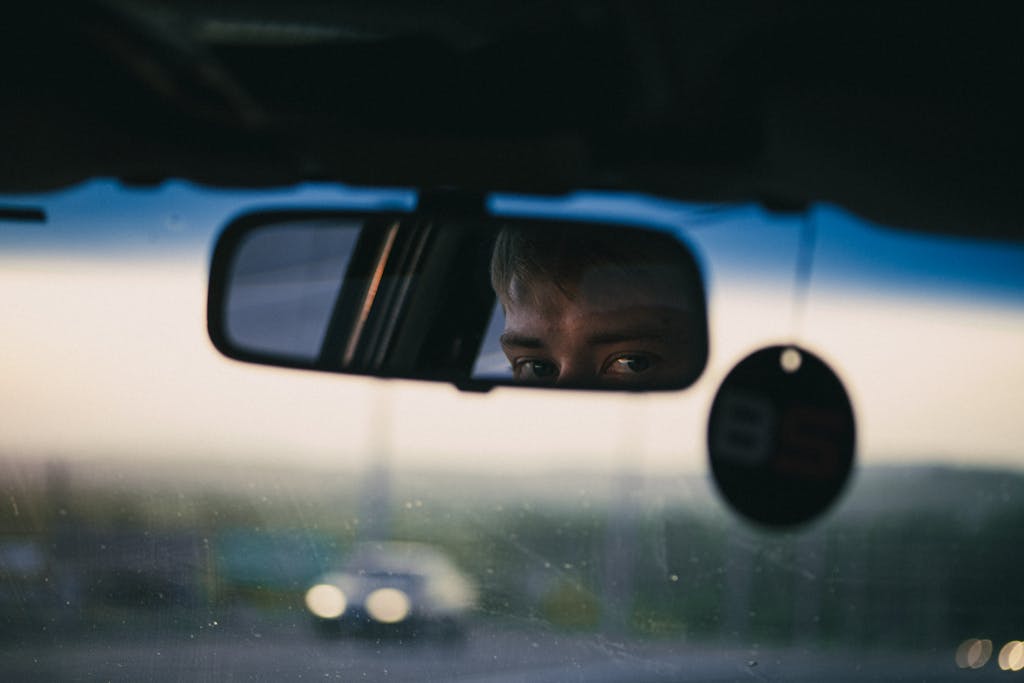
[223,220,361,362]
[472,224,706,389]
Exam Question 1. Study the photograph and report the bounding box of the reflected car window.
[225,221,361,361]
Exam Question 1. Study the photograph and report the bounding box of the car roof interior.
[3,1,1023,241]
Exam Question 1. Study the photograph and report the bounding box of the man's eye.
[515,359,559,381]
[605,354,654,375]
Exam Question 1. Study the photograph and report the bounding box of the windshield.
[1,180,1023,680]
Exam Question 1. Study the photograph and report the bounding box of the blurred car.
[304,542,476,639]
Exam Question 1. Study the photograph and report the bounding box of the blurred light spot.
[999,641,1024,672]
[365,588,411,624]
[956,638,993,669]
[780,347,802,373]
[304,584,346,619]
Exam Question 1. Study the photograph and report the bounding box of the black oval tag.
[708,346,855,527]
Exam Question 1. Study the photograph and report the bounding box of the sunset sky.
[1,180,1022,477]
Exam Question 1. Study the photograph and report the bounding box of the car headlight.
[365,588,411,624]
[304,583,347,619]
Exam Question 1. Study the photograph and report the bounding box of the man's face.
[499,265,698,388]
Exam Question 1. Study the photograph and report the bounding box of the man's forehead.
[504,295,691,341]
[508,265,695,314]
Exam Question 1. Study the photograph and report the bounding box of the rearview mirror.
[208,208,708,391]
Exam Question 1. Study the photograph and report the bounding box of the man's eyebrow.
[585,329,670,345]
[499,333,545,349]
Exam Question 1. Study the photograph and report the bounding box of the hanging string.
[790,208,818,343]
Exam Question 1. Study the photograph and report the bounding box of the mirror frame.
[208,207,709,393]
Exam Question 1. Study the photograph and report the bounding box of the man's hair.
[489,222,698,307]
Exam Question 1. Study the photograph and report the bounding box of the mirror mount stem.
[417,189,488,218]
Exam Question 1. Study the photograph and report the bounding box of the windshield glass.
[2,180,1023,680]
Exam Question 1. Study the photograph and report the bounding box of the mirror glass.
[210,212,708,391]
[221,219,362,363]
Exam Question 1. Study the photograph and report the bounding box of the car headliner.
[2,2,1023,242]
